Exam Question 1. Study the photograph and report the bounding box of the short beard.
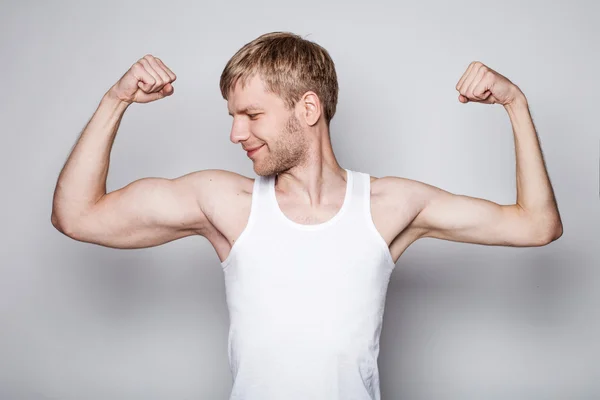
[254,113,308,176]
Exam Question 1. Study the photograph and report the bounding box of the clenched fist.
[455,61,522,106]
[108,55,177,104]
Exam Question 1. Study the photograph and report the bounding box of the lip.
[246,145,264,158]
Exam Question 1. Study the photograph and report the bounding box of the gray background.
[2,0,599,399]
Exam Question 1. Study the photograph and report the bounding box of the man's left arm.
[392,61,563,247]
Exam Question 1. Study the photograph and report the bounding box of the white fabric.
[221,169,395,400]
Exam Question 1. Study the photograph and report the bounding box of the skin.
[51,55,563,266]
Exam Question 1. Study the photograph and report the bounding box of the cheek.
[248,121,262,138]
[252,117,276,138]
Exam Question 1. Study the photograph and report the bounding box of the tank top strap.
[343,170,371,222]
[248,174,275,219]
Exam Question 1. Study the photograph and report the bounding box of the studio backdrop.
[1,0,598,399]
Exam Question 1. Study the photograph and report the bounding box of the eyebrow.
[228,103,263,117]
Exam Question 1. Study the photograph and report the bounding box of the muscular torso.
[200,174,423,265]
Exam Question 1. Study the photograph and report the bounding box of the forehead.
[227,75,285,115]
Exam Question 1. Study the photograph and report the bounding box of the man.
[51,32,562,399]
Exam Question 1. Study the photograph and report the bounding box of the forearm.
[52,90,130,223]
[505,92,562,235]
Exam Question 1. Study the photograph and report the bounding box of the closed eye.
[248,113,259,120]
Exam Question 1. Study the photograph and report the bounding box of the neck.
[275,128,347,205]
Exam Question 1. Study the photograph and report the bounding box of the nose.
[230,118,250,144]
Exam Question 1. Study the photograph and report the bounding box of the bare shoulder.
[369,175,447,229]
[186,169,254,227]
[185,169,255,262]
[187,169,254,201]
[369,175,432,208]
[183,168,253,190]
[367,175,438,261]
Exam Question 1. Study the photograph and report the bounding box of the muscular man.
[51,32,562,400]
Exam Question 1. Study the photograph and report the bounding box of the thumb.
[458,94,469,103]
[161,83,174,96]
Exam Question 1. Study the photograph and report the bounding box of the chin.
[253,160,283,177]
[252,162,273,177]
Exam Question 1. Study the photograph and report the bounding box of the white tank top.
[220,168,395,400]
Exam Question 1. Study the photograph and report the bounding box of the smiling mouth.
[246,145,264,157]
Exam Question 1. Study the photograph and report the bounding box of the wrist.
[103,86,133,108]
[504,87,528,112]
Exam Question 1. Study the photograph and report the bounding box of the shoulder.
[175,169,255,217]
[178,169,255,199]
[369,175,434,205]
[177,169,255,237]
[368,175,448,226]
[364,174,441,253]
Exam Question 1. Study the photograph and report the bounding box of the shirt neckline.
[269,169,353,231]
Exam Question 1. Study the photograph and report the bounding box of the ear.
[297,91,322,126]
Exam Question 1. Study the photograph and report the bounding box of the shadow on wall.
[379,244,594,396]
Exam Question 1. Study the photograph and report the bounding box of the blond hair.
[220,32,339,125]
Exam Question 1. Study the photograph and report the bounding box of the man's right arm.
[52,169,235,249]
[51,55,232,248]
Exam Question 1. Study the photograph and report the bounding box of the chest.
[204,182,420,265]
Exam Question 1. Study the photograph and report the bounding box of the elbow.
[51,211,61,229]
[548,223,564,243]
[552,221,564,241]
[519,208,563,246]
[51,211,69,235]
[51,211,64,232]
[51,210,80,238]
[534,221,563,246]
